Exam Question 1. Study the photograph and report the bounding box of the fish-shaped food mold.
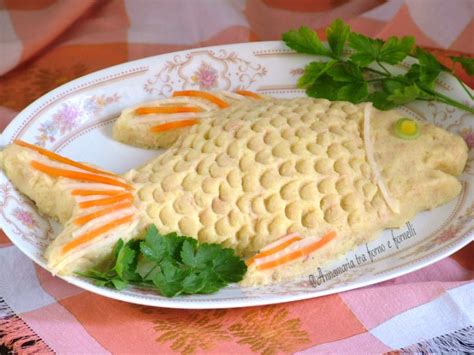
[0,91,468,286]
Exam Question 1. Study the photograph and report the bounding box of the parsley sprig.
[282,19,474,113]
[76,225,247,297]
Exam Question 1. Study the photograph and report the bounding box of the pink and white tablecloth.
[0,0,473,353]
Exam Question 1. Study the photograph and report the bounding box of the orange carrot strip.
[15,140,115,176]
[31,161,131,189]
[62,214,135,254]
[172,90,229,108]
[149,119,199,133]
[246,235,302,266]
[71,189,123,196]
[74,201,133,226]
[134,106,203,115]
[257,231,336,271]
[78,193,132,209]
[235,90,262,99]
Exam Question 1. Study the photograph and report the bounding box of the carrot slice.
[149,119,199,133]
[15,140,115,176]
[74,201,133,226]
[256,231,336,271]
[31,161,131,189]
[78,193,132,209]
[246,234,302,266]
[134,106,203,115]
[71,189,124,196]
[235,90,262,99]
[62,214,135,254]
[172,91,229,108]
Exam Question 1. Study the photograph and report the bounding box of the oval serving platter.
[0,41,473,309]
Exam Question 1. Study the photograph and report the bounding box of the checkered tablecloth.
[0,0,473,353]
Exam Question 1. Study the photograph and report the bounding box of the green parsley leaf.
[405,63,421,82]
[306,75,341,101]
[182,273,206,294]
[180,238,199,268]
[382,78,406,93]
[326,19,350,58]
[349,33,414,67]
[327,61,364,82]
[306,61,368,103]
[368,92,398,110]
[113,239,124,258]
[111,279,128,290]
[135,255,158,280]
[415,47,443,87]
[139,225,164,262]
[378,36,415,64]
[348,33,383,66]
[194,243,224,269]
[150,261,187,297]
[139,226,184,263]
[114,240,141,281]
[387,84,421,105]
[338,82,369,102]
[297,61,336,88]
[212,248,247,283]
[283,19,474,114]
[75,269,126,289]
[450,56,474,75]
[197,269,226,294]
[306,74,368,103]
[77,225,247,298]
[282,26,331,56]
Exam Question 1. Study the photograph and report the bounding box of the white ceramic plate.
[1,41,473,309]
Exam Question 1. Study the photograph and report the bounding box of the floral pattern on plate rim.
[144,50,267,96]
[0,183,54,250]
[34,93,120,147]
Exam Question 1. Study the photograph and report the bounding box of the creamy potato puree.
[0,96,468,285]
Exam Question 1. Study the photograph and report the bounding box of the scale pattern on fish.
[0,93,468,285]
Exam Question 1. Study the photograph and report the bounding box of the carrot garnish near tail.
[172,90,229,108]
[246,233,302,266]
[134,106,203,115]
[235,90,262,99]
[15,140,115,176]
[149,119,199,133]
[30,161,130,189]
[12,142,138,257]
[74,201,133,226]
[62,214,135,254]
[249,231,336,271]
[78,193,133,209]
[71,189,124,196]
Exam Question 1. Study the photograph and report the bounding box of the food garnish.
[282,19,474,114]
[234,90,263,99]
[2,86,467,287]
[173,90,229,108]
[363,104,400,213]
[135,106,203,115]
[30,160,130,188]
[77,225,247,297]
[74,201,133,226]
[395,118,420,140]
[149,119,200,132]
[250,231,336,271]
[246,233,302,266]
[16,139,115,176]
[71,189,124,196]
[77,192,133,208]
[63,214,135,254]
